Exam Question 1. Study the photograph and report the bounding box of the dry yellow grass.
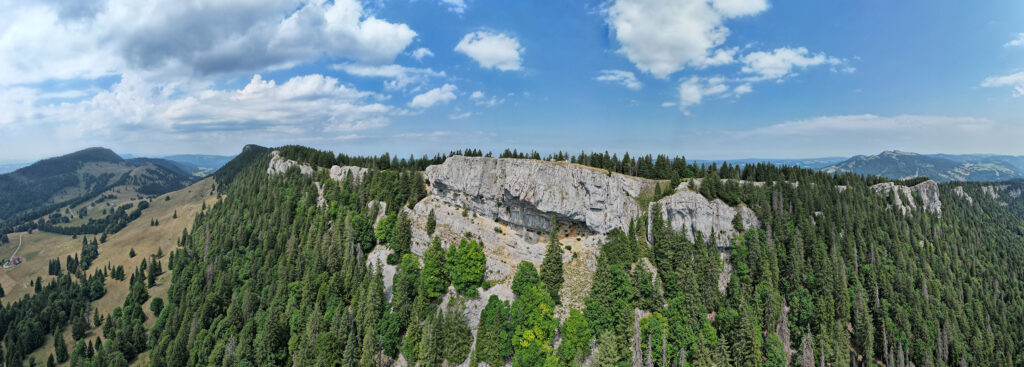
[0,178,218,366]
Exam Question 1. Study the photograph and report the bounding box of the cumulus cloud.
[409,84,458,108]
[334,63,445,91]
[605,0,767,78]
[1005,33,1024,48]
[411,47,435,60]
[596,70,643,90]
[455,31,523,71]
[676,76,736,113]
[0,72,394,146]
[980,72,1024,97]
[0,0,417,85]
[741,47,845,80]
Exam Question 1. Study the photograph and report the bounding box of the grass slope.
[0,178,218,366]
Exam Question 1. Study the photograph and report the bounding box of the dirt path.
[8,235,21,263]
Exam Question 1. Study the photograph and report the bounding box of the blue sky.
[0,0,1022,162]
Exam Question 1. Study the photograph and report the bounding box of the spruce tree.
[473,295,512,367]
[511,261,540,298]
[55,332,69,362]
[426,209,436,235]
[539,218,564,304]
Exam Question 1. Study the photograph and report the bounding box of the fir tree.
[539,218,564,304]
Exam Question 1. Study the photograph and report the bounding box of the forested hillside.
[9,146,1022,367]
[133,147,1024,367]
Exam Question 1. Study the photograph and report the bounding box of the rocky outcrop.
[424,156,656,234]
[331,165,368,183]
[953,186,973,204]
[267,150,370,184]
[267,150,314,176]
[871,180,941,215]
[648,184,760,247]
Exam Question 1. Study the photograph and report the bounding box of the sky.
[0,0,1022,162]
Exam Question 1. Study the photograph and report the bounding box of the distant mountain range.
[0,148,204,230]
[822,150,1024,182]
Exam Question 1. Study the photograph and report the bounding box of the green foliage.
[474,295,512,367]
[426,209,436,235]
[447,239,486,297]
[421,237,449,299]
[55,333,69,363]
[539,220,564,304]
[511,261,540,298]
[558,309,592,365]
[511,285,556,367]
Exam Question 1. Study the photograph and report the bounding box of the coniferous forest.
[4,146,1024,367]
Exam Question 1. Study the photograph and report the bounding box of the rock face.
[267,151,314,176]
[424,156,655,234]
[870,180,941,215]
[953,186,973,204]
[267,150,369,184]
[648,184,760,247]
[331,165,368,183]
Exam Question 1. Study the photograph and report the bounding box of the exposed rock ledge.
[870,180,941,215]
[424,156,656,234]
[648,184,760,248]
[267,150,314,176]
[267,150,369,183]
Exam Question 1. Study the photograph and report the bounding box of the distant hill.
[692,157,847,170]
[822,150,1024,182]
[161,154,234,175]
[0,147,200,233]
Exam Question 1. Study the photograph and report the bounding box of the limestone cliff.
[870,180,942,215]
[648,183,760,247]
[424,156,656,234]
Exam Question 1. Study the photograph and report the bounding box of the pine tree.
[426,209,436,235]
[447,239,486,297]
[539,219,564,304]
[595,330,620,367]
[474,295,512,367]
[511,261,540,298]
[55,332,69,363]
[421,237,448,298]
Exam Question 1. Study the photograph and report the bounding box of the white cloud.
[605,0,767,78]
[676,76,733,114]
[1005,33,1024,48]
[596,70,643,90]
[740,47,844,80]
[0,0,417,85]
[449,111,472,120]
[439,0,467,13]
[469,91,504,107]
[409,84,458,108]
[411,47,435,60]
[333,63,445,91]
[0,73,394,140]
[455,31,523,71]
[733,83,752,95]
[981,72,1024,97]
